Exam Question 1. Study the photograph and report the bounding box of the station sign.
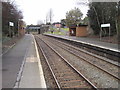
[101,23,110,27]
[9,22,14,26]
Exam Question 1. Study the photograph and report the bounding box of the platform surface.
[2,34,46,88]
[45,34,119,52]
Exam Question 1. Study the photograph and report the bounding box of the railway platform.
[2,34,46,88]
[44,34,119,53]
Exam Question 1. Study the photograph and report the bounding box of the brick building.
[69,24,88,37]
[18,20,26,36]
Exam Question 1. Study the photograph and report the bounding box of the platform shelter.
[69,24,88,37]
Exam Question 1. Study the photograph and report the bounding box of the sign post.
[100,23,110,41]
[9,22,14,37]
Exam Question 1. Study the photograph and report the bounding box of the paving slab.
[2,34,46,88]
[19,34,46,88]
[2,34,31,88]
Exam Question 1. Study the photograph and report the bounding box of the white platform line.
[32,34,47,88]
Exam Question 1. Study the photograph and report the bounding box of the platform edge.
[32,34,47,88]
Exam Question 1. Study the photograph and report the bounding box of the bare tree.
[45,14,49,24]
[47,8,54,24]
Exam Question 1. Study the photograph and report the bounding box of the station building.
[69,24,88,37]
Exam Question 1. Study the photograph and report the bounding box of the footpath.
[2,34,46,88]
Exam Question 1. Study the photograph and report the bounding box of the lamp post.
[9,22,14,37]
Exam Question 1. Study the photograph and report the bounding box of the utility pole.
[48,8,53,24]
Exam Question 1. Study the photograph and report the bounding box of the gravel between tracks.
[43,36,119,79]
[38,35,119,88]
[36,37,57,88]
[35,36,93,88]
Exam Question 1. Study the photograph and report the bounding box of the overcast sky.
[15,0,89,25]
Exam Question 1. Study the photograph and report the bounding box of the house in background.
[53,22,61,28]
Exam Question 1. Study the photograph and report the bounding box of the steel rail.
[43,35,120,67]
[41,36,120,80]
[57,45,120,80]
[57,40,120,67]
[35,37,61,89]
[36,36,98,89]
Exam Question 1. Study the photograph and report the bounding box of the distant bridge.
[26,25,50,34]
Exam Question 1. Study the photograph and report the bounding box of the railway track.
[36,35,119,88]
[44,34,119,62]
[35,36,97,89]
[40,35,120,80]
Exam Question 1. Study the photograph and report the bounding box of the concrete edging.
[1,43,16,56]
[44,34,119,53]
[1,36,24,56]
[32,34,47,88]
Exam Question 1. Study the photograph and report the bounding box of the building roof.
[52,22,61,25]
[26,25,41,30]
